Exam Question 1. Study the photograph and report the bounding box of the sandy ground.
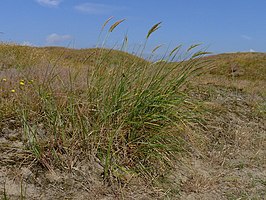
[0,84,265,199]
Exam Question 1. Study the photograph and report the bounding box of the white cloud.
[74,3,125,15]
[36,0,62,7]
[241,35,252,40]
[249,49,255,52]
[46,33,72,45]
[21,41,34,46]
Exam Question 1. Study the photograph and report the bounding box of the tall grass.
[0,19,209,182]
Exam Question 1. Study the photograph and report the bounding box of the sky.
[0,0,266,54]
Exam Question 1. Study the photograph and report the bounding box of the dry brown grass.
[0,43,265,199]
[206,52,266,80]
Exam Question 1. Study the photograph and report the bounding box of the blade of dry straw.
[146,22,162,39]
[109,19,126,33]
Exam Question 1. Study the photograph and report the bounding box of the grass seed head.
[146,22,162,39]
[109,19,126,33]
[102,16,114,31]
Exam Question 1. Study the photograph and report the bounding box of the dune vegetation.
[0,20,265,199]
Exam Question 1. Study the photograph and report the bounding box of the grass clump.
[0,19,209,183]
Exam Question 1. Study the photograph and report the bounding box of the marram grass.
[0,19,209,182]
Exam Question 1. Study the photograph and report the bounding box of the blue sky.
[0,0,266,54]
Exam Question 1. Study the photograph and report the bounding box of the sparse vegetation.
[0,20,265,199]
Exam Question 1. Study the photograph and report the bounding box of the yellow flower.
[11,89,15,93]
[20,81,25,86]
[2,78,7,82]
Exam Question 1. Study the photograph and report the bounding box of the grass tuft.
[0,20,209,183]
